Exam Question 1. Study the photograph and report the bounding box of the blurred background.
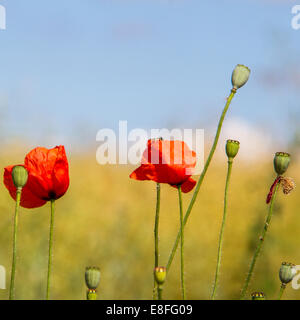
[0,0,299,299]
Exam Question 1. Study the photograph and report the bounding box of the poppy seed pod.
[154,267,166,285]
[279,262,296,284]
[231,64,250,90]
[12,166,28,189]
[251,292,265,300]
[87,289,97,300]
[85,267,101,290]
[273,152,290,175]
[226,140,240,160]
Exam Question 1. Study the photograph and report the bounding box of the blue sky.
[0,0,299,151]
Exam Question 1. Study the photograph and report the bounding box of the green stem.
[166,89,236,272]
[9,188,22,300]
[178,185,186,300]
[158,285,163,300]
[46,199,55,300]
[153,183,161,300]
[154,183,161,268]
[240,181,280,300]
[278,284,286,300]
[211,159,233,300]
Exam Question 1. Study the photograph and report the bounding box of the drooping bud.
[273,152,290,175]
[85,266,101,290]
[231,64,250,90]
[279,262,296,284]
[12,166,28,189]
[226,140,240,160]
[154,267,166,286]
[251,292,265,300]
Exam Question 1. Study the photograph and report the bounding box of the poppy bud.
[231,64,250,90]
[273,152,290,175]
[226,140,240,160]
[251,292,265,300]
[154,266,166,285]
[86,289,97,300]
[12,166,28,189]
[85,267,100,290]
[279,262,296,284]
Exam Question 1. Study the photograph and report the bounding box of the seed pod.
[12,166,28,189]
[273,152,290,175]
[231,64,250,90]
[251,292,265,300]
[85,266,101,290]
[87,289,97,300]
[154,266,166,285]
[279,262,296,284]
[226,140,240,159]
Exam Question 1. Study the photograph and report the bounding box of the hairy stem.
[166,89,236,272]
[240,181,280,299]
[211,159,233,299]
[278,284,286,300]
[9,188,22,300]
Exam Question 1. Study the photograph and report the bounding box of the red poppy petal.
[3,165,47,209]
[130,164,157,181]
[170,177,196,193]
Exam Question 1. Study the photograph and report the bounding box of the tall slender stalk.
[46,199,55,300]
[153,183,161,299]
[9,188,22,300]
[240,181,280,299]
[278,284,286,300]
[177,185,185,299]
[166,89,236,272]
[211,159,233,299]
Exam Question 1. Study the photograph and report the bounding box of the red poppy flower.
[130,139,197,193]
[4,146,69,209]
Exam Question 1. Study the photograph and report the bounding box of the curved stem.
[178,185,186,300]
[278,284,286,300]
[166,89,236,272]
[240,181,280,300]
[9,188,22,300]
[153,183,161,299]
[46,199,55,300]
[211,159,233,299]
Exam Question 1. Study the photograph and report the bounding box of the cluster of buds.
[251,292,265,300]
[85,266,101,300]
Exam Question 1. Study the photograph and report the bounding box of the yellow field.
[0,149,299,300]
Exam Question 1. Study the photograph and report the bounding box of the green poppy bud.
[85,266,100,290]
[279,262,296,284]
[231,64,250,90]
[12,166,28,189]
[251,292,265,300]
[226,140,240,160]
[273,152,290,175]
[154,266,166,286]
[87,289,97,300]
